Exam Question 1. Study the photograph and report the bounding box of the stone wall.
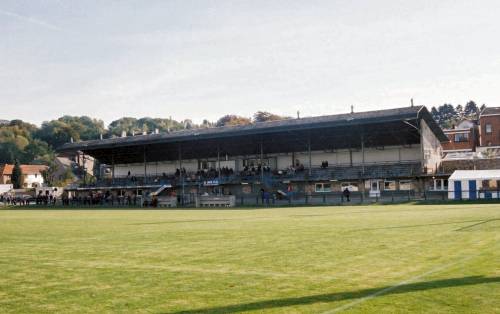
[441,158,500,173]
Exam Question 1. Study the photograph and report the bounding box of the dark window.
[486,124,492,134]
[454,133,469,142]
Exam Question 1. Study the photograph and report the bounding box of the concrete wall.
[441,158,500,173]
[421,119,443,174]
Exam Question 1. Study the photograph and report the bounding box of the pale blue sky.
[1,0,499,125]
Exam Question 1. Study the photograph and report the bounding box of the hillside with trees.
[0,111,289,165]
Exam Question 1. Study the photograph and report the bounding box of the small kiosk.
[448,170,500,200]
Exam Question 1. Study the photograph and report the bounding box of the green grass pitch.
[0,204,499,313]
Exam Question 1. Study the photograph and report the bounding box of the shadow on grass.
[350,218,495,232]
[170,276,500,314]
[455,218,500,231]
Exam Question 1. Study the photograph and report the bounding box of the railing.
[5,189,500,207]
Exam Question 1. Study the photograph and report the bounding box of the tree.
[108,117,187,136]
[455,104,464,121]
[253,111,290,123]
[0,119,47,164]
[436,104,457,128]
[11,160,23,189]
[480,104,487,114]
[36,116,105,148]
[430,107,439,123]
[464,101,479,119]
[200,119,214,128]
[216,115,252,127]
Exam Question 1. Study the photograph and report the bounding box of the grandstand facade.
[58,106,448,206]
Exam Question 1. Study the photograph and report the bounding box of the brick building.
[478,107,500,147]
[442,120,478,152]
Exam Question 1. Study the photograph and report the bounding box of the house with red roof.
[0,164,48,188]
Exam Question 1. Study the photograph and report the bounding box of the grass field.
[0,204,499,313]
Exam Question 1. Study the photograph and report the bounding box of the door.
[369,180,381,197]
[469,180,477,200]
[454,181,461,200]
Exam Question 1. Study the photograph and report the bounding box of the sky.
[1,0,500,126]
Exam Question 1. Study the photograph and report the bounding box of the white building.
[0,164,48,188]
[448,170,500,200]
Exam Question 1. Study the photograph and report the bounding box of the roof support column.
[361,131,365,175]
[179,144,184,205]
[308,134,312,176]
[111,152,115,185]
[143,146,147,181]
[260,139,264,184]
[217,145,221,179]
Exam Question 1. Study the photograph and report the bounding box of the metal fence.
[4,189,500,208]
[234,190,450,206]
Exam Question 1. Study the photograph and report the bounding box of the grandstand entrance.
[369,180,381,197]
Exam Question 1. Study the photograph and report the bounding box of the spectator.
[343,188,351,202]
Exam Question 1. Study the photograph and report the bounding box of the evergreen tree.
[11,160,23,189]
[480,104,487,113]
[430,107,440,123]
[436,104,457,128]
[464,101,479,119]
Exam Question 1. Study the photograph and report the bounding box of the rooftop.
[480,107,500,117]
[0,164,48,176]
[449,169,500,181]
[58,106,446,155]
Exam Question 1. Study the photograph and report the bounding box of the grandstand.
[57,106,448,206]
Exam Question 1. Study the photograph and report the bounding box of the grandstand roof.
[58,106,447,164]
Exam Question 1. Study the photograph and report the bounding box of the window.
[454,133,469,142]
[482,180,491,189]
[315,183,332,193]
[341,182,359,192]
[399,180,412,191]
[384,180,396,191]
[486,124,492,134]
[482,180,498,190]
[431,179,448,191]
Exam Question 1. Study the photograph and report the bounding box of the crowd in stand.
[240,165,271,177]
[102,162,319,188]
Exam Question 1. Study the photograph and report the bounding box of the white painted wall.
[0,184,12,194]
[23,174,44,188]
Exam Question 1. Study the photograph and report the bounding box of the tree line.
[0,111,290,165]
[430,100,485,129]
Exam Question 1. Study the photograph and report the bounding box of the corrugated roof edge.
[57,106,447,153]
